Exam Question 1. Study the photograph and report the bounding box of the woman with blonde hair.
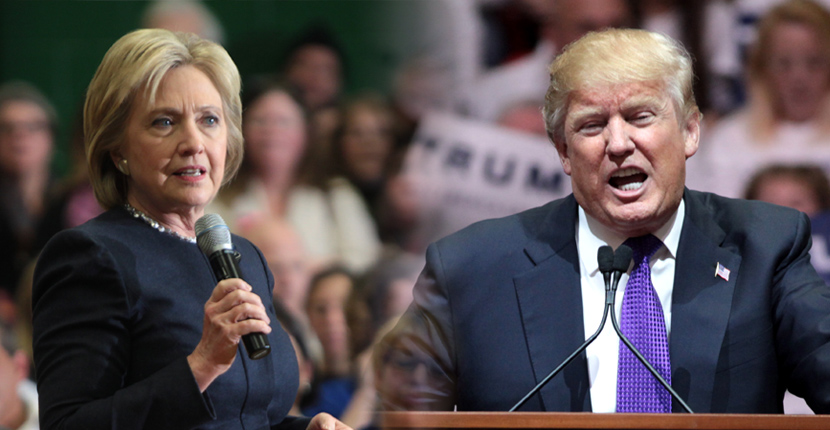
[32,28,350,430]
[693,0,830,198]
[209,78,380,275]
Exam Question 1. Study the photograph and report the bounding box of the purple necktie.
[616,234,672,413]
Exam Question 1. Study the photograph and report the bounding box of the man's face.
[286,45,342,111]
[557,81,699,237]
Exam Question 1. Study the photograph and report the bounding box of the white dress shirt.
[576,199,685,412]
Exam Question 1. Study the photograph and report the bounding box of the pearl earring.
[117,159,130,176]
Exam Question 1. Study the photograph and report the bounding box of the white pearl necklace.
[124,204,197,245]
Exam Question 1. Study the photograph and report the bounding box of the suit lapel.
[513,196,592,411]
[671,190,740,412]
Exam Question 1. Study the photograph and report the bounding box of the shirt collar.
[577,199,685,276]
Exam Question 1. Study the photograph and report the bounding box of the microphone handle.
[209,250,272,360]
[509,302,612,411]
[609,303,693,413]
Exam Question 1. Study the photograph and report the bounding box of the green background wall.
[0,0,429,176]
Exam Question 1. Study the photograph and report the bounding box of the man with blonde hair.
[389,28,830,414]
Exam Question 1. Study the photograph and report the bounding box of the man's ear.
[553,137,572,176]
[683,110,701,159]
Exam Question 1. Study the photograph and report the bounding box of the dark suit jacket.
[33,207,310,430]
[398,189,830,413]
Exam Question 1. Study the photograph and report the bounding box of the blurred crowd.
[2,0,830,428]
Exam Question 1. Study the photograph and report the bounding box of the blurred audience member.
[636,0,742,115]
[464,0,634,122]
[36,107,103,252]
[0,320,38,430]
[692,0,830,197]
[332,94,398,223]
[375,152,422,253]
[390,55,454,147]
[13,260,35,382]
[0,82,56,322]
[141,0,225,44]
[283,25,345,161]
[239,216,313,321]
[284,26,345,114]
[497,99,547,137]
[239,215,325,376]
[479,0,544,68]
[209,78,380,273]
[371,322,452,414]
[363,250,423,332]
[744,164,830,216]
[744,163,827,415]
[335,251,424,429]
[273,302,317,417]
[303,266,358,418]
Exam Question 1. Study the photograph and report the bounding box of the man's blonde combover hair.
[543,28,698,146]
[85,28,243,209]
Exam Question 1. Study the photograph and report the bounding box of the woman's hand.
[187,279,272,392]
[307,413,353,430]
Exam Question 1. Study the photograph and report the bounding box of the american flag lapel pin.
[715,262,730,281]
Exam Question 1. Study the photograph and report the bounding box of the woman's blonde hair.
[746,0,830,141]
[84,28,243,209]
[543,28,698,147]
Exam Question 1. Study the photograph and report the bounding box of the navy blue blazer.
[33,207,310,429]
[399,189,830,413]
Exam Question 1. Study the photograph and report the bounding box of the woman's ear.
[111,153,130,176]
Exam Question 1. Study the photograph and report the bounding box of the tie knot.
[623,234,663,262]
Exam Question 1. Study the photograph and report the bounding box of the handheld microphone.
[608,245,693,413]
[195,214,271,360]
[509,246,617,411]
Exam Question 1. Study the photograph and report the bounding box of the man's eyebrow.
[567,105,605,121]
[621,95,666,111]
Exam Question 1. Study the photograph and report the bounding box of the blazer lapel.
[513,196,592,411]
[671,190,741,412]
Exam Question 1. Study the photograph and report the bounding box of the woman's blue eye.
[152,118,173,127]
[204,116,219,126]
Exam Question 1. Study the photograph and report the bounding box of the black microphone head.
[597,245,614,274]
[613,245,633,272]
[195,214,233,255]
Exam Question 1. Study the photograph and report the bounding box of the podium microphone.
[609,245,693,413]
[509,246,618,411]
[195,214,271,360]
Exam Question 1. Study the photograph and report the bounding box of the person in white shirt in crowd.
[209,78,380,274]
[690,0,830,198]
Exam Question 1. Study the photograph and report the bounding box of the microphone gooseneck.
[610,245,632,300]
[609,245,693,413]
[508,246,617,412]
[195,214,271,360]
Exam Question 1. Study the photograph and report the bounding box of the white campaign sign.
[403,112,572,247]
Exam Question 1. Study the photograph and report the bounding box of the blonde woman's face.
[767,22,830,122]
[119,65,227,215]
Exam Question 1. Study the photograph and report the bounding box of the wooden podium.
[380,411,830,430]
